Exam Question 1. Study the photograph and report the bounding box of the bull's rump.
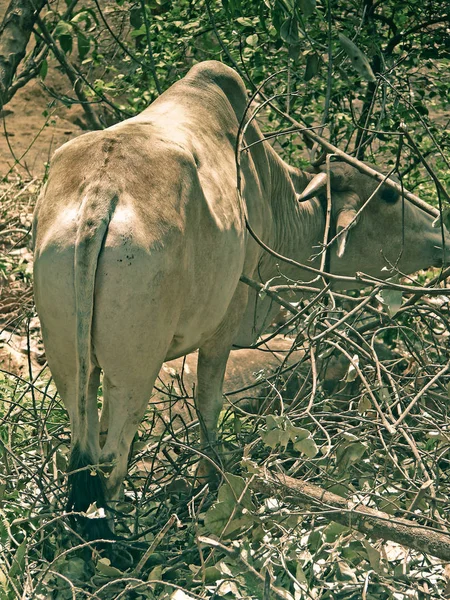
[34,144,246,377]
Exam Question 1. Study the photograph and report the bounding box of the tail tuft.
[66,443,115,540]
[66,442,107,513]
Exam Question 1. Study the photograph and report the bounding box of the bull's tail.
[66,186,118,533]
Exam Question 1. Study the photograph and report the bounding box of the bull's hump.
[142,61,246,114]
[187,60,245,89]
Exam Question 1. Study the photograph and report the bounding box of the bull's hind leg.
[196,283,248,477]
[97,359,167,505]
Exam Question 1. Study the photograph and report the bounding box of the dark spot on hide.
[379,185,399,204]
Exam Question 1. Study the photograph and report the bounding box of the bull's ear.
[379,185,400,204]
[335,209,358,258]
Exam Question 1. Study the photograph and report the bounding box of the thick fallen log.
[252,472,450,562]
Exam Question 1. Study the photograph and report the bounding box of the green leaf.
[308,529,322,551]
[261,416,317,455]
[338,33,376,83]
[130,6,143,29]
[380,288,403,316]
[203,565,222,583]
[324,521,349,542]
[130,25,146,39]
[246,34,258,47]
[71,8,98,27]
[58,556,89,581]
[336,440,367,471]
[362,540,381,573]
[295,562,308,585]
[147,564,163,587]
[327,483,348,498]
[290,426,310,441]
[96,557,124,577]
[288,43,301,61]
[39,59,48,80]
[236,16,255,27]
[59,34,73,54]
[222,0,242,15]
[304,53,320,80]
[53,20,72,37]
[218,473,253,510]
[358,395,372,413]
[204,500,253,537]
[378,497,398,515]
[297,0,316,18]
[77,32,90,60]
[71,11,89,25]
[260,415,291,449]
[265,414,282,429]
[280,17,299,44]
[53,20,73,55]
[205,473,254,537]
[294,436,318,457]
[203,501,230,534]
[9,538,26,579]
[241,452,259,474]
[379,386,391,404]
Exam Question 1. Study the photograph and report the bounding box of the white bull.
[32,61,449,532]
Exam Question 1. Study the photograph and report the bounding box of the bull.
[32,61,449,534]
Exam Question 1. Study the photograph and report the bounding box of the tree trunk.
[0,0,47,108]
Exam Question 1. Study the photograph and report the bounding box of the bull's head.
[298,161,450,279]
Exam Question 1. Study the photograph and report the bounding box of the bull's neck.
[266,149,326,275]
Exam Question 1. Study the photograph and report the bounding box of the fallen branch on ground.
[252,471,450,561]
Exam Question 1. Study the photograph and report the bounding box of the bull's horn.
[336,209,358,258]
[297,172,328,201]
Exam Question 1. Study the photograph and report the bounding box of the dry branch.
[34,13,102,130]
[0,0,47,107]
[252,471,450,562]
